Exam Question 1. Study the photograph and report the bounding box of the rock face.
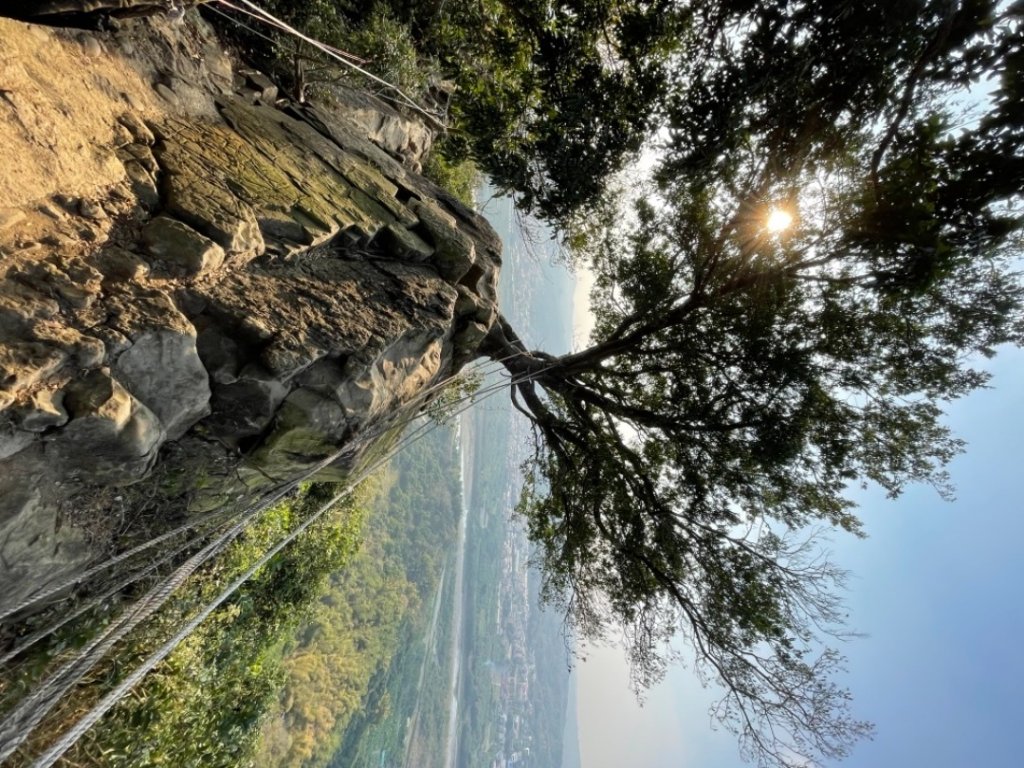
[0,13,500,614]
[4,1,191,25]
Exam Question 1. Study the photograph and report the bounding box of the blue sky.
[576,344,1024,767]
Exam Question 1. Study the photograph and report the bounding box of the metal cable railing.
[0,351,549,763]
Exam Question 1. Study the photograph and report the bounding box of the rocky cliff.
[0,12,500,614]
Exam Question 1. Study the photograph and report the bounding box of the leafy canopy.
[480,2,1024,766]
[212,0,682,220]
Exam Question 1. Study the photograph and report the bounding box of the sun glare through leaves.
[766,207,794,233]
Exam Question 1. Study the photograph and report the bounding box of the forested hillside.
[256,424,461,768]
[0,423,460,768]
[2,483,368,767]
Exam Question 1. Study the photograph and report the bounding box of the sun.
[766,208,794,233]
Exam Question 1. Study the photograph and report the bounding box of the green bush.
[344,8,435,97]
[422,144,481,208]
[53,483,370,768]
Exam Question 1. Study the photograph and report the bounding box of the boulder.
[0,484,91,617]
[117,142,159,174]
[154,123,267,259]
[241,70,279,102]
[455,284,498,327]
[411,199,477,282]
[141,215,226,277]
[0,10,504,610]
[47,369,165,483]
[204,363,288,441]
[117,112,155,145]
[453,321,490,358]
[375,222,434,261]
[122,159,160,209]
[96,246,151,282]
[17,389,69,432]
[114,326,211,440]
[249,387,350,479]
[0,421,35,459]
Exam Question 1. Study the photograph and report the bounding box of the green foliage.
[422,142,481,208]
[233,1,429,101]
[253,538,415,768]
[254,424,461,768]
[424,369,483,425]
[407,0,680,220]
[47,483,369,768]
[208,0,682,223]
[9,424,460,768]
[481,4,1024,766]
[341,7,435,96]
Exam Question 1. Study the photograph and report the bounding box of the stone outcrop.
[3,1,195,26]
[0,12,500,614]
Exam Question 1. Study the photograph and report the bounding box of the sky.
[574,332,1024,767]
[559,26,1024,768]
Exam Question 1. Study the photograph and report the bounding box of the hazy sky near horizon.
[572,318,1024,766]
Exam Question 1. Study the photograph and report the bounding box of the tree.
[216,0,683,220]
[479,2,1024,766]
[424,0,682,220]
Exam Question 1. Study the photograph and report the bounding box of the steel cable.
[4,351,545,763]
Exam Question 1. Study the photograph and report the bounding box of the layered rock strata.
[0,16,500,613]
